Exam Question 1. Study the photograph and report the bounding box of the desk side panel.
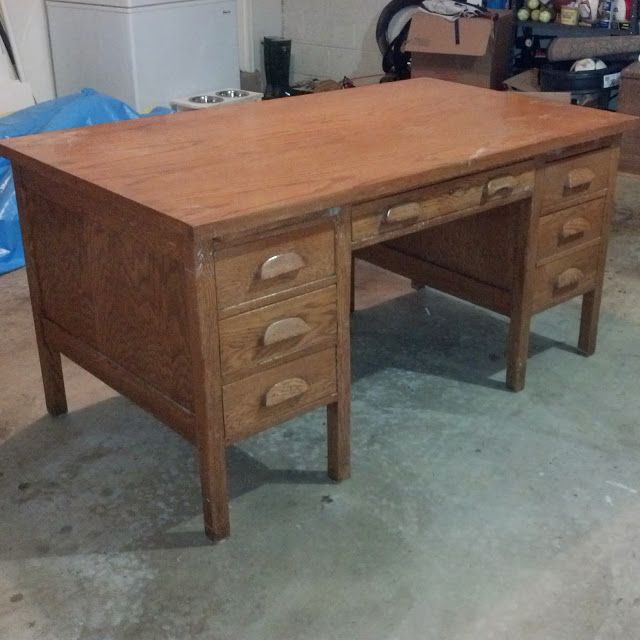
[15,167,195,416]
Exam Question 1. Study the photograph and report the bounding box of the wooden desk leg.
[506,306,533,393]
[35,331,68,416]
[187,242,230,540]
[506,199,538,393]
[578,289,601,356]
[349,257,356,314]
[328,210,351,481]
[14,170,68,416]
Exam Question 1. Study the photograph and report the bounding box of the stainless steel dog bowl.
[215,90,249,99]
[189,95,224,104]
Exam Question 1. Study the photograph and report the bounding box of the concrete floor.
[1,175,639,640]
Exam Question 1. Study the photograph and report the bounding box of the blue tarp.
[0,88,171,274]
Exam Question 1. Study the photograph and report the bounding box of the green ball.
[517,7,531,20]
[539,8,553,22]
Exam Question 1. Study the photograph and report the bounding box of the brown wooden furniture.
[619,62,640,174]
[1,79,635,540]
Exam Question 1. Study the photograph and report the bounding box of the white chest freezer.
[46,0,240,112]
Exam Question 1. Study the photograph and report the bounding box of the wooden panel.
[27,192,97,346]
[537,198,605,262]
[219,286,337,378]
[0,80,635,239]
[533,245,600,311]
[215,221,335,311]
[541,148,611,211]
[356,243,512,315]
[618,69,640,174]
[223,348,337,443]
[43,319,195,442]
[91,219,194,410]
[352,163,534,246]
[386,202,520,291]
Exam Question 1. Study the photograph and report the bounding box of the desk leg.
[578,289,601,356]
[506,200,538,393]
[187,242,230,541]
[35,331,68,416]
[506,306,532,393]
[328,210,351,481]
[14,171,68,416]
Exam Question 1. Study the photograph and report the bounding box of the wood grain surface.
[0,79,636,239]
[540,147,612,210]
[222,347,337,443]
[536,198,605,262]
[533,244,599,311]
[352,162,534,246]
[215,222,335,310]
[218,285,337,378]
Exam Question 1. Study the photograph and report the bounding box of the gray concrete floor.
[1,175,639,640]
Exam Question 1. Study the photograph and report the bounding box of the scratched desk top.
[1,79,636,238]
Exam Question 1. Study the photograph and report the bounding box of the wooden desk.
[1,79,636,540]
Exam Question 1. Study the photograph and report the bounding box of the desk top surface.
[1,79,636,237]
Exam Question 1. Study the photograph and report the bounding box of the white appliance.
[46,0,240,112]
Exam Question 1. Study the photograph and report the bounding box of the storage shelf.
[517,21,628,36]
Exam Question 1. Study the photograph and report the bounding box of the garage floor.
[1,175,639,640]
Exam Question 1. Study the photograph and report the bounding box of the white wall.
[1,0,55,102]
[283,0,385,82]
[252,0,282,79]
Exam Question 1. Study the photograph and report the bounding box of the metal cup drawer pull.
[560,216,591,242]
[565,168,596,193]
[263,317,311,346]
[555,267,584,291]
[486,175,517,199]
[259,252,305,280]
[384,202,421,225]
[264,377,309,407]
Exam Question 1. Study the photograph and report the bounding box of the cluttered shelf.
[518,19,632,34]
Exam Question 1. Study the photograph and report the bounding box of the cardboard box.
[406,11,515,90]
[504,69,571,103]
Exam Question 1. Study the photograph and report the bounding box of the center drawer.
[351,162,534,246]
[219,286,337,379]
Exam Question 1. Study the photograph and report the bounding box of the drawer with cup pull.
[215,221,335,311]
[541,147,611,211]
[219,285,337,378]
[351,162,535,246]
[222,347,337,443]
[533,244,600,311]
[537,198,606,262]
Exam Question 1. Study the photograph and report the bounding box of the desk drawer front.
[351,163,534,245]
[219,286,337,378]
[223,347,337,442]
[215,222,335,310]
[537,198,606,262]
[533,245,600,311]
[541,148,611,211]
